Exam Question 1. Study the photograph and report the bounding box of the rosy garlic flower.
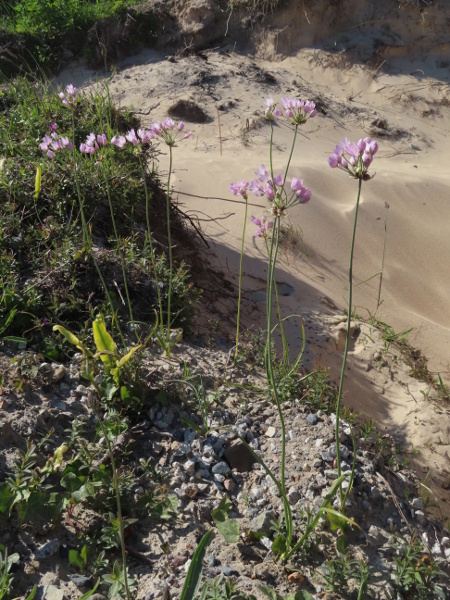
[150,117,191,147]
[281,97,317,125]
[328,137,378,180]
[264,97,282,121]
[229,180,249,199]
[58,84,79,107]
[251,215,274,238]
[40,132,73,159]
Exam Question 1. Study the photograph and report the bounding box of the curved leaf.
[180,530,214,600]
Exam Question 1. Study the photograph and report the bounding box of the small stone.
[411,497,423,510]
[224,479,236,493]
[306,414,319,425]
[211,461,231,476]
[51,364,66,383]
[217,566,240,577]
[444,548,450,560]
[35,540,60,560]
[415,510,426,524]
[224,439,256,472]
[69,575,91,588]
[287,486,300,504]
[431,542,442,556]
[320,451,333,463]
[249,486,262,501]
[441,537,449,547]
[214,474,225,484]
[249,510,275,535]
[41,586,64,600]
[184,484,199,499]
[266,426,277,438]
[183,460,196,475]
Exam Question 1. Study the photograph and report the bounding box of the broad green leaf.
[69,549,84,571]
[0,483,13,514]
[60,471,87,493]
[92,316,117,371]
[17,491,63,523]
[116,344,141,368]
[53,325,88,354]
[180,530,214,600]
[271,535,287,558]
[320,507,358,532]
[258,584,278,600]
[34,164,41,199]
[294,592,315,600]
[214,517,240,543]
[336,534,349,553]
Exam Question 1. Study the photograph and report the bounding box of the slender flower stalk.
[230,180,250,358]
[229,96,316,559]
[165,146,174,355]
[377,201,389,311]
[328,137,378,500]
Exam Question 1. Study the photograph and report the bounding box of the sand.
[55,7,450,522]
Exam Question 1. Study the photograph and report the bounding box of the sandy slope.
[56,30,450,521]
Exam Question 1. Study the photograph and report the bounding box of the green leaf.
[180,530,214,600]
[320,507,358,532]
[92,315,117,371]
[0,483,13,514]
[34,164,41,199]
[271,535,287,558]
[294,592,316,600]
[69,549,84,571]
[216,518,240,543]
[116,344,141,368]
[53,325,87,353]
[77,578,100,600]
[258,584,279,600]
[336,534,349,553]
[17,491,62,523]
[60,472,87,493]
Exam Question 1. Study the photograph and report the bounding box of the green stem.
[166,146,174,356]
[102,162,138,341]
[266,215,293,551]
[376,203,389,311]
[235,195,248,359]
[139,156,164,337]
[95,408,130,600]
[335,177,362,500]
[70,111,126,349]
[283,125,298,183]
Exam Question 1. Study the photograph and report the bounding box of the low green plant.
[391,536,446,599]
[0,545,19,599]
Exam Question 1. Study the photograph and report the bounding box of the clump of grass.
[0,1,158,72]
[0,77,200,352]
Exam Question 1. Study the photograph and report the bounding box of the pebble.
[224,479,236,493]
[41,586,64,600]
[35,540,60,560]
[265,426,277,438]
[211,461,231,476]
[69,574,91,588]
[306,413,319,425]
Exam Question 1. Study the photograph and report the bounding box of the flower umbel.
[229,180,249,199]
[40,132,73,159]
[328,137,378,179]
[58,84,79,108]
[281,97,317,125]
[251,215,274,238]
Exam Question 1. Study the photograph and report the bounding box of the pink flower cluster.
[39,132,73,159]
[264,97,282,121]
[80,133,107,155]
[58,84,79,107]
[328,137,378,179]
[229,180,249,199]
[248,165,283,201]
[251,215,273,238]
[281,97,317,125]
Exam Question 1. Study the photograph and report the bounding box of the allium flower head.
[150,118,192,147]
[281,96,317,125]
[249,165,283,201]
[264,97,282,121]
[328,137,378,179]
[290,177,311,204]
[59,84,79,108]
[39,132,73,159]
[111,135,126,148]
[80,132,99,155]
[230,180,249,199]
[251,214,274,238]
